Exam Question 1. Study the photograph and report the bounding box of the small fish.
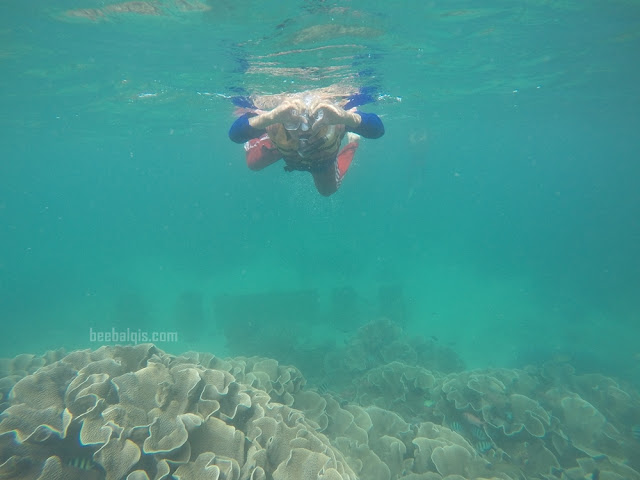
[463,411,485,427]
[471,425,488,440]
[632,425,640,441]
[476,441,493,453]
[450,421,464,433]
[68,457,96,470]
[317,382,329,394]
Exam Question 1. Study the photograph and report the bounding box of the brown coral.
[0,345,355,480]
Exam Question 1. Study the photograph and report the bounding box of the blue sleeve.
[229,113,266,143]
[348,111,384,139]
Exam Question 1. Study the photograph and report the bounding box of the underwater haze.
[3,1,640,479]
[2,2,640,385]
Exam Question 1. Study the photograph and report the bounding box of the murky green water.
[1,0,639,380]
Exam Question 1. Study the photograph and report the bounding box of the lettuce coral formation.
[0,345,354,480]
[1,334,640,480]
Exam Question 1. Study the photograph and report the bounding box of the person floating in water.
[228,89,384,196]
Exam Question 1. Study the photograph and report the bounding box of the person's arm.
[347,111,384,139]
[310,103,384,139]
[229,100,307,144]
[228,113,266,144]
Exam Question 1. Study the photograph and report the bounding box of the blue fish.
[632,425,640,441]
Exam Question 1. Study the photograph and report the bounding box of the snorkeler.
[228,92,384,196]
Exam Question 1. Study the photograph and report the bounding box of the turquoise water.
[1,0,639,384]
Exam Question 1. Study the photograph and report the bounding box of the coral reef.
[0,345,353,480]
[0,349,66,415]
[322,319,464,393]
[324,360,640,480]
[1,336,639,480]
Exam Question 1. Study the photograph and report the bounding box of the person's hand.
[249,99,308,130]
[310,103,360,130]
[266,99,308,128]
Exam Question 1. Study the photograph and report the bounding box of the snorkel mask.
[283,107,324,132]
[274,95,341,159]
[283,94,324,132]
